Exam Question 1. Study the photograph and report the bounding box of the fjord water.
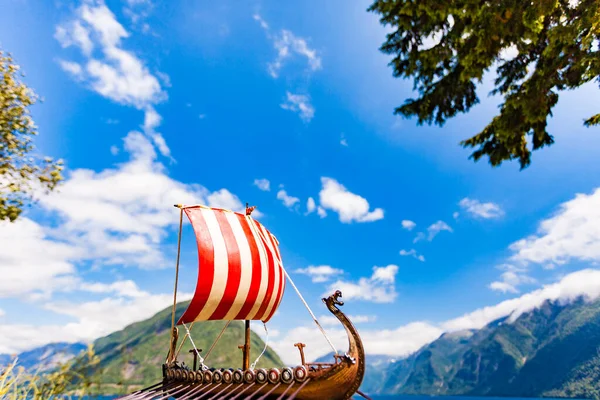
[79,396,590,400]
[370,397,590,400]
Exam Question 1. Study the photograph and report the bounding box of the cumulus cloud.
[253,14,321,79]
[0,218,80,299]
[414,220,453,243]
[55,2,164,107]
[294,265,344,283]
[325,265,398,303]
[277,189,300,208]
[253,178,271,191]
[269,320,443,365]
[401,220,416,231]
[444,268,600,331]
[57,60,84,79]
[489,264,536,294]
[318,314,376,326]
[459,198,504,219]
[306,197,316,214]
[55,1,170,156]
[318,177,383,223]
[273,268,600,364]
[399,249,425,262]
[0,132,246,298]
[317,206,327,218]
[0,282,193,354]
[509,187,600,266]
[280,92,315,122]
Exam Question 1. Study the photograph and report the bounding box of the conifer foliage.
[368,0,600,169]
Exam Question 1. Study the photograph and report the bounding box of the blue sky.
[1,0,600,364]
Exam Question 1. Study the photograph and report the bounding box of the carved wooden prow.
[322,290,366,397]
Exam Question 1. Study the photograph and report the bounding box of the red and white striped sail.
[177,205,286,325]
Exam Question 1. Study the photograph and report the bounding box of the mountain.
[88,300,283,395]
[0,342,88,372]
[1,301,283,396]
[370,297,600,399]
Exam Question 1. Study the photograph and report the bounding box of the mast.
[242,320,250,369]
[241,203,255,370]
[167,204,184,364]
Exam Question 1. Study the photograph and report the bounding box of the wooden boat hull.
[117,290,366,400]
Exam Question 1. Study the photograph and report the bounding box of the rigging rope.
[280,267,338,355]
[183,322,208,370]
[169,207,184,362]
[250,217,338,356]
[203,320,232,361]
[173,321,196,360]
[250,322,269,369]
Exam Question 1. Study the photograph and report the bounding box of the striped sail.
[177,205,286,325]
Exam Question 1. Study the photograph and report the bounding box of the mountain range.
[2,296,600,398]
[1,301,282,396]
[365,296,600,399]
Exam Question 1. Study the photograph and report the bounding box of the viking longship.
[117,204,370,400]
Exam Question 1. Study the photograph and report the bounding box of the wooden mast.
[242,203,256,370]
[243,320,250,369]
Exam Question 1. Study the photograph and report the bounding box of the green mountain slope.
[377,297,600,399]
[89,301,283,395]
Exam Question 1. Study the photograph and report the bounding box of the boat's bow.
[301,289,366,399]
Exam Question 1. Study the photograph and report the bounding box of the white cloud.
[0,308,4,317]
[277,189,300,208]
[78,280,147,298]
[123,0,154,29]
[0,218,80,298]
[318,177,383,223]
[340,133,348,147]
[306,197,316,213]
[399,249,425,262]
[317,206,327,218]
[325,265,398,303]
[458,198,504,219]
[269,320,442,365]
[58,60,84,79]
[318,314,376,327]
[143,106,162,130]
[444,268,600,331]
[252,14,269,30]
[54,21,94,56]
[489,264,536,294]
[427,220,453,240]
[509,187,600,266]
[0,284,193,354]
[274,268,600,363]
[401,220,416,231]
[253,178,271,192]
[143,106,170,158]
[294,265,344,283]
[415,220,453,242]
[0,132,248,298]
[254,14,321,79]
[280,92,315,122]
[207,188,247,213]
[55,1,169,156]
